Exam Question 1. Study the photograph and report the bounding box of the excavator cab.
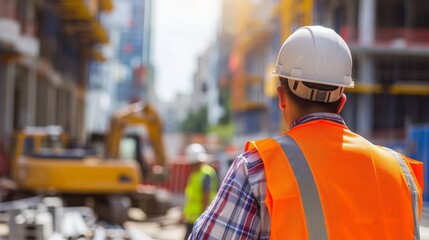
[88,132,152,181]
[104,101,168,182]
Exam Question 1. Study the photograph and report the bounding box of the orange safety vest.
[246,120,423,240]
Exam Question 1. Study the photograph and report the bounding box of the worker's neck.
[286,104,326,128]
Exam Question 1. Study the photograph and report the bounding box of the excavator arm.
[105,102,166,167]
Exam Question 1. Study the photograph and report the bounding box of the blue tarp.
[408,124,429,201]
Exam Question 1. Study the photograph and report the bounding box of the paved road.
[421,226,429,240]
[126,207,186,240]
[420,205,429,240]
[127,221,185,240]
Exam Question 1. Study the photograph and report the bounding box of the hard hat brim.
[273,68,355,88]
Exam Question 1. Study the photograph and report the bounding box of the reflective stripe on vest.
[383,147,420,240]
[274,135,328,240]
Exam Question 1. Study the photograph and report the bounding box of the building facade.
[315,0,429,144]
[226,0,429,149]
[0,0,112,146]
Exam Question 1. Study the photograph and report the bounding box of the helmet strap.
[288,80,344,103]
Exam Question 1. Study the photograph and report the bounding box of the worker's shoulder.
[227,149,267,195]
[240,148,262,163]
[232,148,265,176]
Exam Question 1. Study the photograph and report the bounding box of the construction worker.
[182,143,218,240]
[190,25,423,239]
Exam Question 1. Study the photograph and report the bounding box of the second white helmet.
[273,25,354,102]
[185,143,207,164]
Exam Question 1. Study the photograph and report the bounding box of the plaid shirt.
[189,148,270,239]
[189,113,346,240]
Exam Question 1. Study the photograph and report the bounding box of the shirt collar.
[290,112,346,129]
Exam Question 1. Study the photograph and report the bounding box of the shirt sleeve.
[203,174,211,192]
[189,152,263,240]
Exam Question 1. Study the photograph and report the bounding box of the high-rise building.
[86,0,154,134]
[116,0,153,104]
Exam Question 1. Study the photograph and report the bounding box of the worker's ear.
[277,86,287,109]
[337,94,347,113]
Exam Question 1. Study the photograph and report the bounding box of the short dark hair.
[279,77,342,113]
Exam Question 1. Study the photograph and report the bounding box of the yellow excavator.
[8,101,167,224]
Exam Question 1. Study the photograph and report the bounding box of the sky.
[152,0,222,102]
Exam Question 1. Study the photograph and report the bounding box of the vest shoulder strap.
[246,135,328,240]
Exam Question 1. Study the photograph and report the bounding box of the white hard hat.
[273,25,354,103]
[185,143,207,164]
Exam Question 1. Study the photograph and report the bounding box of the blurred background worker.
[182,143,218,240]
[190,26,423,239]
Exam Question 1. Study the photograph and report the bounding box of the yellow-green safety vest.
[184,165,218,223]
